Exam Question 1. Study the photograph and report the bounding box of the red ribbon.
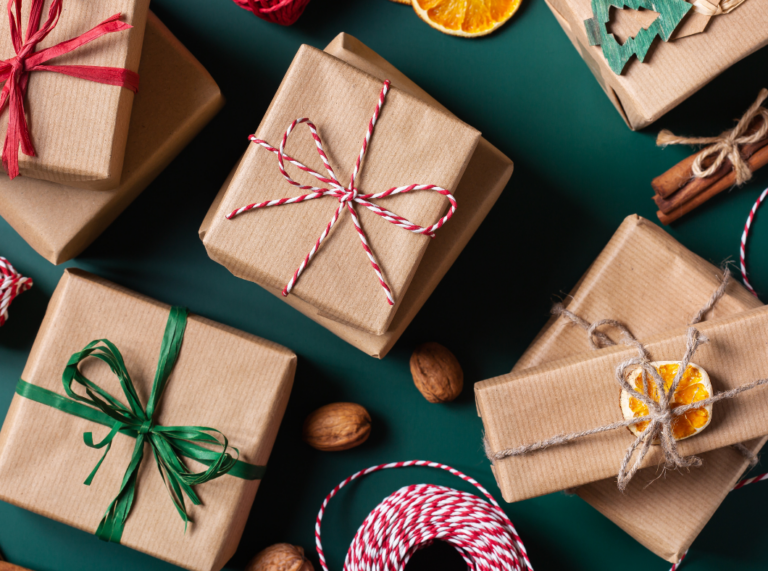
[0,0,140,180]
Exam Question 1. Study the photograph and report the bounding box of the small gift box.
[477,216,768,557]
[0,11,223,265]
[0,269,297,571]
[201,34,511,352]
[0,0,149,187]
[546,0,768,129]
[506,215,764,563]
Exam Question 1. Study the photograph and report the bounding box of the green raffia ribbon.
[15,306,265,544]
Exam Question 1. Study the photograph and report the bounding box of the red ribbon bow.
[0,0,140,179]
[226,80,457,306]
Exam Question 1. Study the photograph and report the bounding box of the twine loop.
[227,80,457,306]
[0,256,32,327]
[657,89,768,186]
[692,0,748,15]
[486,269,768,491]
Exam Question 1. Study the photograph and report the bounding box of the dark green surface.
[1,1,768,570]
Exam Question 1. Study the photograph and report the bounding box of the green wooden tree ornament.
[584,0,692,75]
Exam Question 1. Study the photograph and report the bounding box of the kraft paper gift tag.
[477,216,768,562]
[201,42,481,336]
[546,0,768,129]
[509,214,765,563]
[0,269,297,571]
[0,0,150,188]
[0,11,223,265]
[201,34,512,354]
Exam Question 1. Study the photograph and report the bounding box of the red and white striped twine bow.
[0,256,32,327]
[227,80,457,306]
[315,460,533,571]
[740,187,767,296]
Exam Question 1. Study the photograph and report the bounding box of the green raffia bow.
[15,306,265,544]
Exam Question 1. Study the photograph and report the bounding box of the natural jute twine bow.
[15,306,265,543]
[657,89,768,186]
[227,80,457,306]
[0,0,140,180]
[485,269,768,491]
[0,255,31,326]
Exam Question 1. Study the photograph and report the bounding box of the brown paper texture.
[505,215,764,563]
[201,34,512,356]
[546,0,768,129]
[0,0,149,188]
[0,12,223,265]
[0,269,297,571]
[479,303,768,500]
[201,43,481,336]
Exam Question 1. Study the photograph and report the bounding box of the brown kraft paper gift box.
[0,269,297,571]
[477,215,767,563]
[201,40,481,337]
[0,0,149,188]
[200,33,513,356]
[0,11,224,265]
[545,0,768,130]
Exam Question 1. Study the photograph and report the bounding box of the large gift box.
[201,33,513,356]
[0,0,150,187]
[0,12,223,265]
[546,0,768,129]
[0,269,297,571]
[478,215,765,563]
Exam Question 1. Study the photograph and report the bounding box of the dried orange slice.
[620,361,713,441]
[412,0,522,37]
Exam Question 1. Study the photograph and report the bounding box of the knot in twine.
[0,256,32,327]
[227,80,457,306]
[485,269,768,491]
[657,89,768,186]
[0,0,140,180]
[231,0,311,26]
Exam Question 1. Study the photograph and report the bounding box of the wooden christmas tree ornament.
[584,0,692,74]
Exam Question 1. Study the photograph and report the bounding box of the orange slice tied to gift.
[412,0,522,37]
[620,361,713,441]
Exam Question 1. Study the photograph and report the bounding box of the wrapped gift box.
[477,215,767,562]
[201,39,482,336]
[546,0,768,129]
[0,269,297,571]
[0,11,223,265]
[0,0,150,187]
[201,33,513,354]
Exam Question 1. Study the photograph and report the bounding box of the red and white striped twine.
[0,256,32,327]
[740,187,767,296]
[315,460,533,571]
[227,80,457,306]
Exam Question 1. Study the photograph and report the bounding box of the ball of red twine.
[315,460,533,571]
[232,0,311,26]
[0,256,32,327]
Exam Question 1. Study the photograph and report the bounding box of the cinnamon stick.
[657,144,768,225]
[654,136,768,214]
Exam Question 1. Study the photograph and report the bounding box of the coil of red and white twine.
[227,80,456,307]
[0,257,32,327]
[740,187,767,296]
[231,0,311,26]
[315,460,532,571]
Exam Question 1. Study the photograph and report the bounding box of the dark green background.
[1,0,768,569]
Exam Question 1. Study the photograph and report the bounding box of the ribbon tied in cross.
[227,80,457,306]
[0,0,140,179]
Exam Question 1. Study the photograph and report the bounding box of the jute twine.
[692,0,747,15]
[657,89,768,186]
[485,269,767,491]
